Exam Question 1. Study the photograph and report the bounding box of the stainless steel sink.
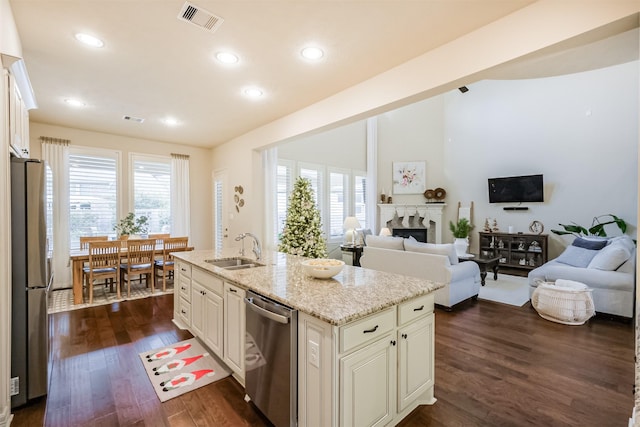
[205,257,265,270]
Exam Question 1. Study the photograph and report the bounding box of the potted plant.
[449,218,473,256]
[114,212,149,238]
[551,214,627,238]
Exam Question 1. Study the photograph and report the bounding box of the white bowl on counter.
[301,259,345,279]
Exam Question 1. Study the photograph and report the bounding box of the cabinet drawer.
[177,261,191,278]
[178,275,191,302]
[339,307,395,354]
[178,297,191,325]
[398,293,434,326]
[193,267,223,295]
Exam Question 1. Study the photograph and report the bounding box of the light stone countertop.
[173,249,445,326]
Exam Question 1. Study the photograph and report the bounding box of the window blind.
[132,156,171,234]
[68,151,118,249]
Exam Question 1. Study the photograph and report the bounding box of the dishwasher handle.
[245,297,290,324]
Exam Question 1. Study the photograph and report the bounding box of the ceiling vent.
[178,2,224,33]
[123,115,145,123]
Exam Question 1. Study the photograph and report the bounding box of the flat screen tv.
[488,174,544,203]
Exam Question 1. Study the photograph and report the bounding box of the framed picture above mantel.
[392,161,426,195]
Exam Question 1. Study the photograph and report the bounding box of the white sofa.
[528,235,636,319]
[360,235,481,310]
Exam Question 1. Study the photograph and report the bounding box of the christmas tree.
[278,177,327,258]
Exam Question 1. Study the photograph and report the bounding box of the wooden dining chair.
[120,238,156,297]
[154,236,189,292]
[149,233,170,246]
[79,235,108,250]
[82,241,121,304]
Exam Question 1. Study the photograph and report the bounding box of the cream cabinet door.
[397,314,434,411]
[223,282,246,378]
[340,334,396,427]
[204,290,223,358]
[191,281,205,339]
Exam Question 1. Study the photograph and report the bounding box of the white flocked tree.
[278,177,327,258]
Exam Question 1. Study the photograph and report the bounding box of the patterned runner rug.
[139,338,230,402]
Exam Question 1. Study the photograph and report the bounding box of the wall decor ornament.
[234,185,245,213]
[392,161,426,195]
[529,220,544,234]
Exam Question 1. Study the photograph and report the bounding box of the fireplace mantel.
[378,203,446,244]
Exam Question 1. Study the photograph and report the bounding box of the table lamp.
[379,227,392,236]
[343,216,361,245]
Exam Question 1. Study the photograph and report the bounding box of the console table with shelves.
[478,232,548,274]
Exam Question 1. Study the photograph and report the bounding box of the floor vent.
[123,115,145,123]
[178,2,224,33]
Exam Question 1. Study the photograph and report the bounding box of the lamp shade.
[379,227,392,236]
[343,217,361,230]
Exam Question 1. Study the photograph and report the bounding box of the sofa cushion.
[572,236,608,250]
[404,238,458,265]
[588,242,632,271]
[607,235,636,252]
[555,245,599,268]
[365,235,405,250]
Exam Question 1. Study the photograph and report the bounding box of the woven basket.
[531,281,595,325]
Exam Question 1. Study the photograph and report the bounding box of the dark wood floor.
[12,295,635,426]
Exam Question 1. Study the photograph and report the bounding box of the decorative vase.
[454,237,469,256]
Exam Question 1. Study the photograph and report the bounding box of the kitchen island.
[172,249,444,426]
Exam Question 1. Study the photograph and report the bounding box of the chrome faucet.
[235,232,262,260]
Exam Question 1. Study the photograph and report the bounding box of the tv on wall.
[488,174,544,203]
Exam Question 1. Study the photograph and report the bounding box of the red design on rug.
[152,353,209,375]
[145,343,191,362]
[160,369,215,392]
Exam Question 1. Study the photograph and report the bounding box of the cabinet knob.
[402,333,408,339]
[390,340,396,346]
[229,288,237,293]
[181,309,186,314]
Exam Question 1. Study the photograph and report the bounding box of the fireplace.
[377,203,446,244]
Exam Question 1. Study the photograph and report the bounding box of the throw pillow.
[572,236,608,250]
[588,243,632,271]
[404,238,458,265]
[607,235,636,252]
[365,235,405,250]
[555,245,599,268]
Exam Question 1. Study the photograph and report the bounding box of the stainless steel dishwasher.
[245,291,297,427]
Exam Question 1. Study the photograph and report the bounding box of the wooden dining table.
[69,244,193,305]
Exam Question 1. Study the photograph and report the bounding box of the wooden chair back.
[149,233,170,246]
[154,237,189,292]
[160,236,189,262]
[84,241,121,303]
[125,238,156,266]
[87,241,121,271]
[80,235,109,250]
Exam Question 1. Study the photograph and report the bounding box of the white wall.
[29,122,213,251]
[278,120,367,170]
[443,61,638,257]
[377,95,446,208]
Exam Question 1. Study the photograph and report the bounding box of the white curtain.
[262,146,278,250]
[171,154,191,239]
[41,137,71,289]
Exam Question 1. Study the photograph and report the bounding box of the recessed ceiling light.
[74,33,104,48]
[216,51,239,64]
[301,46,324,60]
[164,117,179,126]
[243,87,264,98]
[64,98,85,107]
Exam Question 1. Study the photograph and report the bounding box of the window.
[68,148,119,249]
[354,173,367,230]
[131,154,171,234]
[213,170,226,252]
[276,161,293,243]
[329,170,348,239]
[275,160,368,244]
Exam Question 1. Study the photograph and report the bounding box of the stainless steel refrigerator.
[10,157,51,408]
